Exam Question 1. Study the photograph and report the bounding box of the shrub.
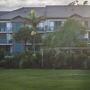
[13,51,41,69]
[54,52,67,69]
[1,49,89,69]
[72,54,87,69]
[0,48,5,61]
[66,54,73,69]
[87,56,90,69]
[43,50,56,69]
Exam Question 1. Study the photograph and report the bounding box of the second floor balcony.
[0,39,12,45]
[88,38,90,44]
[0,28,12,33]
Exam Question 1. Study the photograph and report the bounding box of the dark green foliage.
[14,26,32,51]
[87,56,90,69]
[72,54,87,69]
[42,50,88,69]
[0,48,5,61]
[7,51,41,69]
[18,51,41,69]
[43,50,56,69]
[14,26,32,42]
[1,50,90,69]
[0,48,6,68]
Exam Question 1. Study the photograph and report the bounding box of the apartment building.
[0,5,90,56]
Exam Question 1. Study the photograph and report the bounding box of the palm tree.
[23,10,46,54]
[23,10,46,30]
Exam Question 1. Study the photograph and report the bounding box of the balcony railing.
[0,29,12,33]
[0,39,12,45]
[37,27,54,32]
[88,38,90,44]
[88,40,90,44]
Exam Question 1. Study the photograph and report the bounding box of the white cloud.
[0,0,90,11]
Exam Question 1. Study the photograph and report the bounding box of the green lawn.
[0,69,90,90]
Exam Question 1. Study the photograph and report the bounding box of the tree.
[23,10,46,53]
[0,48,5,61]
[23,10,46,30]
[14,26,32,51]
[45,18,86,47]
[68,0,88,5]
[83,1,88,5]
[68,0,79,5]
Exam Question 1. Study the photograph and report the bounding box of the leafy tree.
[14,26,32,51]
[0,48,5,61]
[45,18,86,47]
[68,0,79,5]
[68,0,88,5]
[83,1,88,5]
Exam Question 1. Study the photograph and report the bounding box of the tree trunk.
[32,36,36,54]
[24,41,27,52]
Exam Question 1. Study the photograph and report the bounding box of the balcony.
[0,39,12,45]
[37,26,54,33]
[37,27,45,33]
[0,29,12,33]
[88,38,90,44]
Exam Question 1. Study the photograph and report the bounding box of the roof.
[0,11,9,16]
[0,7,45,20]
[0,5,90,20]
[46,5,90,18]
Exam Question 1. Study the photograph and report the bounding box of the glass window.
[37,22,44,31]
[88,32,90,38]
[88,21,90,29]
[7,34,12,43]
[7,23,12,32]
[0,34,7,43]
[0,23,6,32]
[54,21,62,29]
[49,21,54,31]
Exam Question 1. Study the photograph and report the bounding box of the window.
[44,20,63,31]
[88,32,90,38]
[88,21,90,29]
[84,20,90,29]
[7,23,12,32]
[37,22,44,31]
[0,23,6,32]
[54,21,62,29]
[0,34,7,43]
[7,34,12,43]
[49,21,54,31]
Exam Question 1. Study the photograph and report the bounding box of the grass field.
[0,69,90,90]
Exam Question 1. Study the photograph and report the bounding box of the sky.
[0,0,90,11]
